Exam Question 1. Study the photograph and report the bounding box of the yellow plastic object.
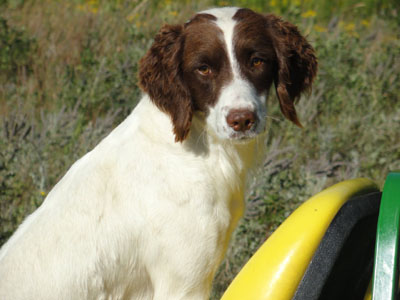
[364,279,373,300]
[221,178,379,300]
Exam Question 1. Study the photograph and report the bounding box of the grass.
[0,0,399,299]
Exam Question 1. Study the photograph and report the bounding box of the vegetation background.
[0,0,399,298]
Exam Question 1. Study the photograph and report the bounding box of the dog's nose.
[226,109,257,132]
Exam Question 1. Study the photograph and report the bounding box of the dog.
[0,7,317,300]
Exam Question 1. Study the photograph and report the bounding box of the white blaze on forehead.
[200,7,268,140]
[202,7,258,108]
[201,7,240,79]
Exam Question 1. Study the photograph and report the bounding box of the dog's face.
[139,7,317,142]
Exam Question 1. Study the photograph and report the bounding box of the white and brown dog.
[0,7,317,300]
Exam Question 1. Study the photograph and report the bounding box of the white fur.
[0,8,267,300]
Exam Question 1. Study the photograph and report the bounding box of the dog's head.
[139,7,317,142]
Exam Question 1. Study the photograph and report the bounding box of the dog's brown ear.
[266,14,317,126]
[139,24,192,142]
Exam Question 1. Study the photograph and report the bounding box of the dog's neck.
[136,94,266,178]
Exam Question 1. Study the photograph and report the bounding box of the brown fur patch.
[234,8,318,126]
[233,10,277,95]
[182,15,232,112]
[139,24,191,142]
[139,13,232,142]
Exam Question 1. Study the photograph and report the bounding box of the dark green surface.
[372,172,400,300]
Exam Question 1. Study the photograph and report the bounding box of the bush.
[0,104,118,245]
[0,16,36,79]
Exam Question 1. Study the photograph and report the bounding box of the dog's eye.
[197,65,211,75]
[251,57,264,67]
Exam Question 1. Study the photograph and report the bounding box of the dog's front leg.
[145,241,218,300]
[141,212,225,300]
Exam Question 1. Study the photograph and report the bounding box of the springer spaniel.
[0,7,317,300]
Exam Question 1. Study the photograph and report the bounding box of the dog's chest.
[86,100,253,296]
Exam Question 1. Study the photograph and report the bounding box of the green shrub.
[0,16,36,79]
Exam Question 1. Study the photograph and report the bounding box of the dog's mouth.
[228,122,266,142]
[222,106,267,142]
[229,131,257,140]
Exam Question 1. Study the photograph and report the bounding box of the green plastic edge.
[372,172,400,300]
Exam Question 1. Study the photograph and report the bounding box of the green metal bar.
[372,172,400,300]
